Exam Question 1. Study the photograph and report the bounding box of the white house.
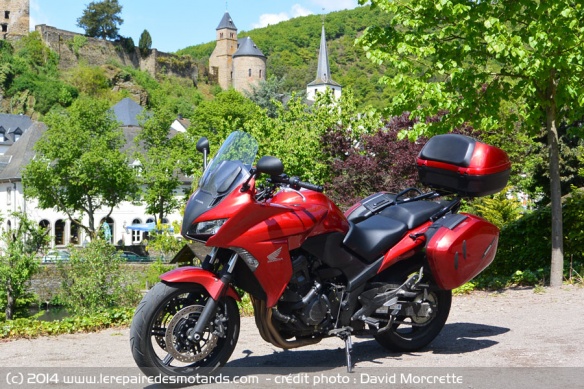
[0,99,192,251]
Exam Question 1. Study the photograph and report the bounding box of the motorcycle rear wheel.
[374,262,451,352]
[130,282,240,381]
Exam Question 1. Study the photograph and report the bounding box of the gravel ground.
[1,285,583,388]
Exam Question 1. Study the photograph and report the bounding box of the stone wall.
[35,25,197,82]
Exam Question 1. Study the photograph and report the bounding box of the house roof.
[0,113,34,146]
[0,114,33,133]
[233,36,266,58]
[0,122,46,181]
[217,12,237,31]
[307,24,341,88]
[111,98,144,127]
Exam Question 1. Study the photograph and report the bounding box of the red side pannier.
[417,134,511,197]
[426,213,499,290]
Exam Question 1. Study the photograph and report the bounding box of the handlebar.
[270,175,324,192]
[288,176,324,192]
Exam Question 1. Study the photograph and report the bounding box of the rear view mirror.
[256,156,284,176]
[196,137,210,154]
[196,137,210,170]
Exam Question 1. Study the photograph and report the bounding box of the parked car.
[41,250,70,263]
[120,251,150,262]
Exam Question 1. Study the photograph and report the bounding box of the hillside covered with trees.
[178,6,395,109]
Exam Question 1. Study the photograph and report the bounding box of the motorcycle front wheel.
[373,261,451,352]
[130,282,240,381]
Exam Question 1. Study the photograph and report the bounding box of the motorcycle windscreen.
[426,213,499,290]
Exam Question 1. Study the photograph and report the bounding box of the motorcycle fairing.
[205,186,349,308]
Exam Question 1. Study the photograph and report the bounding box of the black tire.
[130,282,240,382]
[373,261,451,352]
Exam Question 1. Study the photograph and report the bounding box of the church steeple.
[307,22,342,101]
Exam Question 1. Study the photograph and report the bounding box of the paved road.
[1,286,583,388]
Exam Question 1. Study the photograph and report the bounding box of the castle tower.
[306,23,341,101]
[232,36,266,93]
[0,0,30,40]
[209,12,238,90]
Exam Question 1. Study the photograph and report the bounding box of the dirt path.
[1,286,583,388]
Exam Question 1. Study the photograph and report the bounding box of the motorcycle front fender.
[159,266,241,302]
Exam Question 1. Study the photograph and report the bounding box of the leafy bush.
[478,187,584,286]
[0,307,134,339]
[322,113,426,208]
[57,240,141,315]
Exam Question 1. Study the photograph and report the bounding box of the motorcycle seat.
[343,215,408,263]
[380,200,445,229]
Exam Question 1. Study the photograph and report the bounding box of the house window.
[55,220,66,246]
[70,222,80,245]
[4,11,9,19]
[259,69,262,78]
[248,69,251,77]
[7,187,11,206]
[1,24,7,33]
[230,33,234,39]
[131,218,142,244]
[220,32,223,39]
[40,220,50,230]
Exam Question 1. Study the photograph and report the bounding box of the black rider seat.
[343,201,445,263]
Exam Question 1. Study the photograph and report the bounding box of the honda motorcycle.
[130,131,510,379]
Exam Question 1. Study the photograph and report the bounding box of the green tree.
[135,104,187,222]
[244,75,288,118]
[357,0,584,287]
[77,0,124,40]
[22,97,139,239]
[0,212,49,320]
[188,89,265,153]
[250,88,382,183]
[139,29,152,57]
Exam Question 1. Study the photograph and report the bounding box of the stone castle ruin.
[0,0,29,39]
[1,0,197,83]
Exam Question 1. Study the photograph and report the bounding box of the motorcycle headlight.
[193,219,228,235]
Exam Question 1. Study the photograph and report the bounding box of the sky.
[30,0,361,53]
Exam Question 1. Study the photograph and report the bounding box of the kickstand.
[344,334,353,373]
[328,327,354,373]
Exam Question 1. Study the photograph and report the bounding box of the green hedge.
[482,189,584,286]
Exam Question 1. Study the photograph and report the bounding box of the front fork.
[189,250,238,342]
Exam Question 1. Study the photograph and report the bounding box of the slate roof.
[0,113,34,145]
[307,24,341,87]
[217,12,237,31]
[0,122,46,181]
[233,36,266,58]
[111,98,144,127]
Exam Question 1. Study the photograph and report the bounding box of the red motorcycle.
[130,131,510,378]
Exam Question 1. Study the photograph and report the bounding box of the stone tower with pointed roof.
[209,12,266,92]
[0,0,29,40]
[307,23,341,101]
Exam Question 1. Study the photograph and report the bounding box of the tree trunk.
[546,101,564,287]
[5,283,14,320]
